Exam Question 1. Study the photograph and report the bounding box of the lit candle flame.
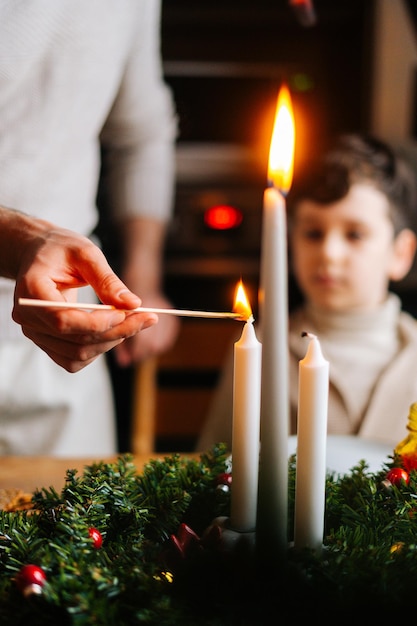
[233,280,253,322]
[268,84,295,194]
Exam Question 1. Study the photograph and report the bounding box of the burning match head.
[233,280,254,322]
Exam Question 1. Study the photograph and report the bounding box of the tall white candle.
[257,186,289,555]
[256,84,295,559]
[294,333,329,553]
[231,318,262,532]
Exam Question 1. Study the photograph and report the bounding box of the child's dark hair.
[289,133,417,235]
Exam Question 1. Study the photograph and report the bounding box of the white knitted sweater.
[0,0,177,338]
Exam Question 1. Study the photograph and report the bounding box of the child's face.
[290,183,398,312]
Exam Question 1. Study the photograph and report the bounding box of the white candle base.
[288,540,325,557]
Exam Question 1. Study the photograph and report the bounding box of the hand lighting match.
[18,298,246,321]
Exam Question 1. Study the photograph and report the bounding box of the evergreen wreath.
[0,444,416,625]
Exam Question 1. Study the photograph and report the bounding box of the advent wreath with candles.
[2,409,417,626]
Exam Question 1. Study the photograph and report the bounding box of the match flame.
[233,280,253,322]
[268,84,295,193]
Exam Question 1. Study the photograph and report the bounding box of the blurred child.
[197,134,417,450]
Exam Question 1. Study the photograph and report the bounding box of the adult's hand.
[1,208,158,372]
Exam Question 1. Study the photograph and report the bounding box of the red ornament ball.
[16,564,46,597]
[88,526,103,549]
[215,472,232,493]
[386,467,410,486]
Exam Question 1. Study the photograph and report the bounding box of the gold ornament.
[395,402,417,456]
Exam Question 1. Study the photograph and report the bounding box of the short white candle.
[294,332,329,553]
[231,318,262,532]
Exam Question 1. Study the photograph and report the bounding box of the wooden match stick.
[18,298,244,320]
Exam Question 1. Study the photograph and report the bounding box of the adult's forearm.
[0,206,50,280]
[119,215,168,294]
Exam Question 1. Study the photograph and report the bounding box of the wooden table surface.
[0,453,197,493]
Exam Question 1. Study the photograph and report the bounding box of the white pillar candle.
[294,333,329,553]
[231,319,262,532]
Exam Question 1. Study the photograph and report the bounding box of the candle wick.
[266,179,289,198]
[301,331,316,340]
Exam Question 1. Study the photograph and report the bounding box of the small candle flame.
[268,83,295,194]
[233,280,253,322]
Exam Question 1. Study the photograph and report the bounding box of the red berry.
[386,467,410,486]
[400,454,417,472]
[16,564,46,596]
[88,526,103,549]
[216,472,232,487]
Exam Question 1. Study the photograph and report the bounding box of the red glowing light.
[204,204,243,230]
